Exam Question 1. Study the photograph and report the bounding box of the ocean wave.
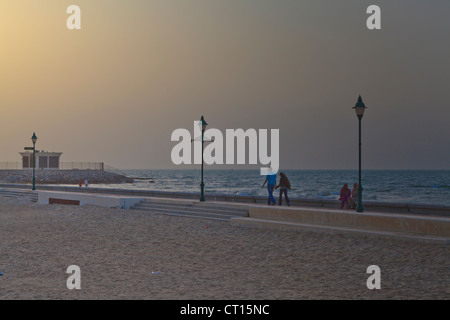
[410,184,449,189]
[111,169,450,206]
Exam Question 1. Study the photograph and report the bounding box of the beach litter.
[152,271,160,275]
[0,271,3,276]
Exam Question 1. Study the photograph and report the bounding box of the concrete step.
[131,206,233,221]
[0,189,36,195]
[132,199,248,221]
[139,199,248,211]
[0,194,37,199]
[133,203,242,217]
[134,201,247,217]
[0,188,38,202]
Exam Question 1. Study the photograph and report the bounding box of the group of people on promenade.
[262,170,291,206]
[79,179,89,187]
[339,183,359,209]
[262,169,359,210]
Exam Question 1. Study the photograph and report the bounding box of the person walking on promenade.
[350,183,358,209]
[84,179,89,187]
[275,172,291,206]
[79,179,83,187]
[262,168,277,205]
[339,184,351,209]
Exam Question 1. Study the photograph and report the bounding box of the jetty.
[0,160,133,184]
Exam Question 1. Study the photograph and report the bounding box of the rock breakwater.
[0,170,133,184]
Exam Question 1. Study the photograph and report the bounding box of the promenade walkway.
[1,184,449,244]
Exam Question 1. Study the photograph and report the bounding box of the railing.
[0,162,21,169]
[60,162,104,170]
[103,164,129,176]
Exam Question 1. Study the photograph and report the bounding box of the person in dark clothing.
[275,172,291,206]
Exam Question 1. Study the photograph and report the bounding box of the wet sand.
[0,200,448,300]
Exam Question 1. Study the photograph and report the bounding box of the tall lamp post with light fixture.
[199,116,208,202]
[191,116,214,202]
[353,96,367,212]
[31,132,38,191]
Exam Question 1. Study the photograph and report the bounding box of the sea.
[89,169,450,207]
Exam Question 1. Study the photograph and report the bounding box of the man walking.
[262,167,276,205]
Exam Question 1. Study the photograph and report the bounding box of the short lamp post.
[31,132,38,191]
[353,96,367,212]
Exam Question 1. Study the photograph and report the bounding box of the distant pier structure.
[0,150,128,184]
[20,151,62,170]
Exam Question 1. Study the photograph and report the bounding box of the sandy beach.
[0,197,448,300]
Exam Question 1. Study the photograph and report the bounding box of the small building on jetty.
[20,151,63,170]
[0,150,131,185]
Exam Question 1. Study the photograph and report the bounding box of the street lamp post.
[200,116,207,202]
[31,132,38,191]
[353,96,367,212]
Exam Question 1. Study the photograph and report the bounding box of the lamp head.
[353,95,367,118]
[31,132,38,144]
[200,115,208,132]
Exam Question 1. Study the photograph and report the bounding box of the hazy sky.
[1,0,449,170]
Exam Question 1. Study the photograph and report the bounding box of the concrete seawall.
[242,205,450,237]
